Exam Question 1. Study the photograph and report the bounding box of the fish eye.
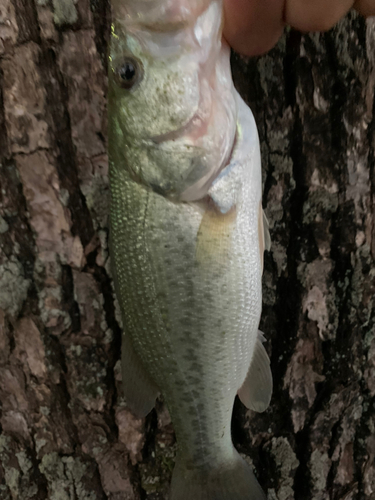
[114,57,143,90]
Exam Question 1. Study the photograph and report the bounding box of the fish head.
[108,0,237,201]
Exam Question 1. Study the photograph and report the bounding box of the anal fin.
[237,331,272,413]
[258,205,271,273]
[121,333,159,417]
[262,209,271,252]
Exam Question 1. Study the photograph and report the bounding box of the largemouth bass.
[108,0,272,498]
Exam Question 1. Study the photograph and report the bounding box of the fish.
[108,0,272,498]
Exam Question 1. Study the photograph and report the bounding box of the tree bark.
[0,1,374,499]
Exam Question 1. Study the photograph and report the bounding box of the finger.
[223,0,285,56]
[354,0,375,16]
[285,0,355,32]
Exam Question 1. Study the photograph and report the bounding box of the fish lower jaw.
[179,127,238,203]
[149,108,208,145]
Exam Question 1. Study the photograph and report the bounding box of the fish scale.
[108,0,272,497]
[111,101,262,448]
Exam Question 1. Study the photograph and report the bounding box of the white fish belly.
[110,162,262,468]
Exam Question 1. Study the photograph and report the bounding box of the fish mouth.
[113,0,212,35]
[149,2,221,146]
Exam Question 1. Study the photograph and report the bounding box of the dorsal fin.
[121,333,159,417]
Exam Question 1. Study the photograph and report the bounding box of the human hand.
[223,0,375,56]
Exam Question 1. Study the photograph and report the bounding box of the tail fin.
[170,451,266,500]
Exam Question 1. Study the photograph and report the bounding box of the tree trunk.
[0,1,374,499]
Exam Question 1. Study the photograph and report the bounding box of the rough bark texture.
[0,1,374,499]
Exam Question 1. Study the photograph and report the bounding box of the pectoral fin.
[195,207,236,266]
[237,331,272,413]
[121,333,159,417]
